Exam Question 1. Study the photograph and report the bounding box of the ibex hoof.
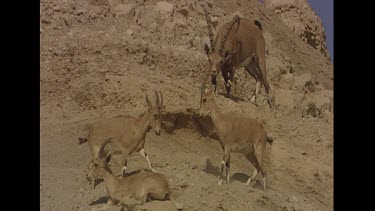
[151,168,157,173]
[225,81,232,89]
[107,199,113,205]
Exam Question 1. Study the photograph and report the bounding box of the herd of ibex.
[78,1,275,209]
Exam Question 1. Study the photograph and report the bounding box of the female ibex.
[199,0,273,107]
[199,77,273,190]
[79,90,164,180]
[87,139,170,211]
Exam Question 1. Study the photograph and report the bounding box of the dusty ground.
[40,0,333,210]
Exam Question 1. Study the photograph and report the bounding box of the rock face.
[264,0,331,60]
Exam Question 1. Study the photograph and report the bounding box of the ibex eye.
[154,114,158,118]
[203,98,207,102]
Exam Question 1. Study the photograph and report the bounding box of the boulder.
[154,1,174,16]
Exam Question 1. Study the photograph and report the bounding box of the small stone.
[42,19,51,24]
[79,187,85,196]
[154,1,174,16]
[289,195,298,203]
[64,18,71,27]
[211,16,219,28]
[53,6,60,12]
[175,202,184,210]
[45,9,53,16]
[293,73,312,91]
[114,4,136,18]
[150,23,158,31]
[126,29,133,36]
[303,102,320,118]
[177,7,189,17]
[279,73,294,90]
[75,9,86,16]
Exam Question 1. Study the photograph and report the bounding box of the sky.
[307,0,334,61]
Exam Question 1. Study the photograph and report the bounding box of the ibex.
[87,139,170,211]
[199,77,273,190]
[79,90,163,180]
[199,0,273,107]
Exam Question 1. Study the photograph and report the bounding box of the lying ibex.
[199,0,273,107]
[199,77,273,190]
[79,90,164,179]
[87,139,170,211]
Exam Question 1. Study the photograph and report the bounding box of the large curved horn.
[218,15,241,56]
[146,94,152,109]
[98,138,114,161]
[159,91,163,108]
[154,89,160,109]
[198,0,215,52]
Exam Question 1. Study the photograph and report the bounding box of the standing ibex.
[199,0,273,107]
[199,77,273,190]
[87,139,170,211]
[79,90,164,180]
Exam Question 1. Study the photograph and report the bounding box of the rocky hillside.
[264,0,331,60]
[40,0,333,210]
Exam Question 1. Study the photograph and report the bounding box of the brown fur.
[199,0,273,107]
[79,91,164,181]
[88,140,170,210]
[199,79,272,190]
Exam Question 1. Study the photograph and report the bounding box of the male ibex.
[87,139,170,211]
[199,0,273,107]
[199,78,273,190]
[79,90,164,179]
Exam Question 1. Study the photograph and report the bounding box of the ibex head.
[146,90,164,135]
[201,7,240,86]
[199,76,216,117]
[86,138,114,189]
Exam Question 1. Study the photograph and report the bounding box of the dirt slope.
[40,0,333,210]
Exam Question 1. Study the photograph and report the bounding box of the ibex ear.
[204,43,210,56]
